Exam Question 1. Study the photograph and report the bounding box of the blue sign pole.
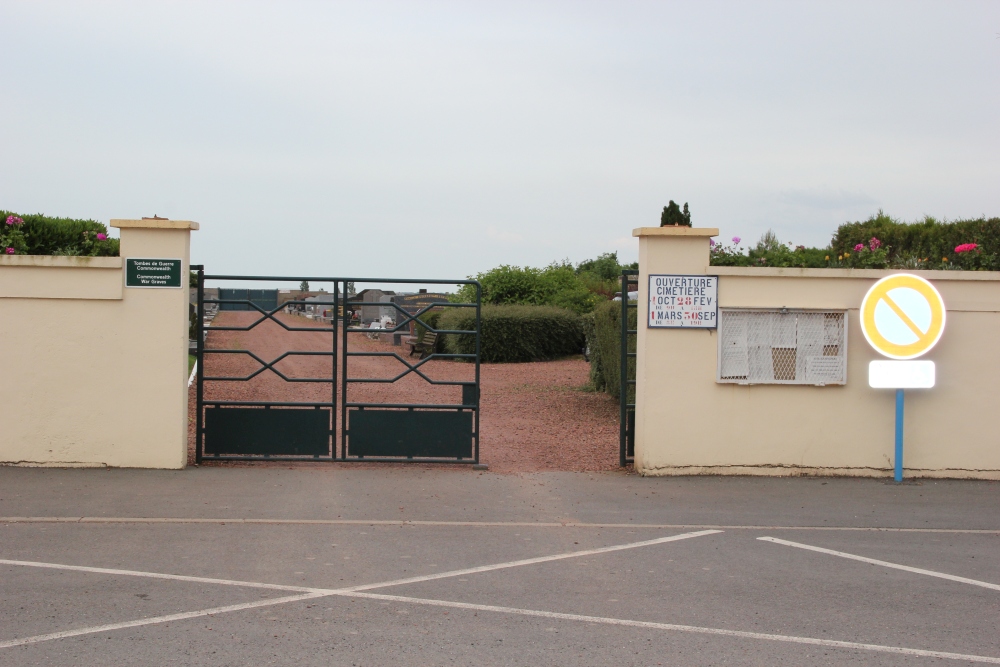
[894,389,904,482]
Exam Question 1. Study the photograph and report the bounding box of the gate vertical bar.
[474,282,482,464]
[340,280,349,461]
[332,281,339,459]
[619,272,629,467]
[195,265,205,464]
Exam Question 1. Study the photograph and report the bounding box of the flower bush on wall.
[0,211,119,256]
[711,213,1000,271]
[1,216,27,255]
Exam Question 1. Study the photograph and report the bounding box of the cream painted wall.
[0,220,197,468]
[634,227,1000,479]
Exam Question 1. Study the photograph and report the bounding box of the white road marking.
[0,558,321,594]
[339,530,722,592]
[343,591,1000,664]
[0,530,718,598]
[0,530,720,648]
[758,536,1000,591]
[2,516,995,533]
[0,593,325,649]
[3,529,996,664]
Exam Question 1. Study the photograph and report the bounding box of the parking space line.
[0,592,326,649]
[343,591,1000,664]
[0,529,719,600]
[5,527,997,664]
[340,529,721,592]
[758,536,1000,591]
[0,559,322,594]
[2,516,997,533]
[0,530,720,650]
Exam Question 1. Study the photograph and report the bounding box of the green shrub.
[660,200,691,227]
[590,299,636,400]
[581,312,602,390]
[0,210,119,256]
[711,213,1000,271]
[452,263,600,314]
[189,302,198,340]
[440,304,584,363]
[831,212,1000,271]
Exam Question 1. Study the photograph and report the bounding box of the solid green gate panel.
[204,407,331,456]
[218,288,279,312]
[348,409,473,458]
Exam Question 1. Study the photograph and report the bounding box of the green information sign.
[126,258,183,288]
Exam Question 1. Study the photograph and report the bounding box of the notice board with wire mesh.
[717,309,847,385]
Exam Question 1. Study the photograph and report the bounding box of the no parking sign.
[860,273,945,481]
[861,274,944,388]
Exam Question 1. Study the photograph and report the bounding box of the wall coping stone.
[0,255,122,269]
[710,266,1000,281]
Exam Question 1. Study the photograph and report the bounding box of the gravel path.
[187,311,621,472]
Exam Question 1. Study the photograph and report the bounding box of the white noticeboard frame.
[648,275,718,329]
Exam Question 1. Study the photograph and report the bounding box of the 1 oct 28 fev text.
[647,275,718,328]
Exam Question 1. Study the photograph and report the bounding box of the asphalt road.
[1,467,997,666]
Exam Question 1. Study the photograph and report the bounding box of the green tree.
[452,262,599,314]
[660,201,691,227]
[299,280,309,292]
[575,251,622,281]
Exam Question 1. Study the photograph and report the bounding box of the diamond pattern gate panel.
[193,270,481,464]
[341,282,481,463]
[195,271,339,461]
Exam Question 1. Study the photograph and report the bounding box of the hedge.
[588,299,636,401]
[439,304,584,363]
[711,213,1000,271]
[831,213,1000,270]
[0,210,119,256]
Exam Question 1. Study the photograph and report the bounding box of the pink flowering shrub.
[0,215,27,255]
[0,210,118,256]
[839,236,889,269]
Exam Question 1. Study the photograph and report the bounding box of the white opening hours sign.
[648,275,718,329]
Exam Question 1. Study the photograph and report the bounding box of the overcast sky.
[1,1,997,282]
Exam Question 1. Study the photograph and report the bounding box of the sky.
[1,1,998,284]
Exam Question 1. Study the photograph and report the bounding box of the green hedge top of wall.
[830,214,1000,270]
[439,304,584,363]
[0,210,120,256]
[710,213,1000,271]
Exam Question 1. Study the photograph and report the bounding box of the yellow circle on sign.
[860,274,945,359]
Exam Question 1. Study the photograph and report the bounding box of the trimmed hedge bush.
[0,210,119,256]
[588,299,636,401]
[711,213,1000,271]
[439,304,584,363]
[831,213,1000,270]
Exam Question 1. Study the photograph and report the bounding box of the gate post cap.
[632,227,717,237]
[111,219,200,230]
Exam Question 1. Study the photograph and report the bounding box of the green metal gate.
[193,268,481,464]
